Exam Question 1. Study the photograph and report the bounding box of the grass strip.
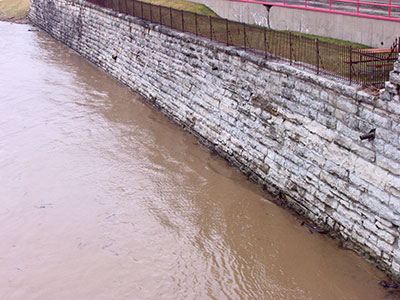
[0,0,30,22]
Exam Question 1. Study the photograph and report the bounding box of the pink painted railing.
[231,0,400,22]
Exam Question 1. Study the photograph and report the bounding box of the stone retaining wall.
[29,0,400,280]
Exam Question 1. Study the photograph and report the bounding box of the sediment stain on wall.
[29,0,400,280]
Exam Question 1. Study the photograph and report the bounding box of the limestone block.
[390,72,400,86]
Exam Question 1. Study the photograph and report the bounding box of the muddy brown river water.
[0,21,394,299]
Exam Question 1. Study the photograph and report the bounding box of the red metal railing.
[231,0,400,22]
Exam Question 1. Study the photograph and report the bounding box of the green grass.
[285,31,369,49]
[139,0,218,16]
[0,0,30,22]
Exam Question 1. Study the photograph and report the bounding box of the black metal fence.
[86,0,399,88]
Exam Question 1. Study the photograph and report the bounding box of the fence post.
[398,36,400,56]
[132,0,135,16]
[209,16,213,40]
[195,13,198,36]
[226,19,229,46]
[159,5,162,25]
[170,7,173,27]
[181,10,185,32]
[264,26,267,58]
[150,4,153,22]
[141,1,143,18]
[316,38,320,75]
[289,32,292,65]
[243,23,247,51]
[349,45,353,85]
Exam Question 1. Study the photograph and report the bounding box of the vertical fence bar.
[243,23,247,50]
[141,1,143,18]
[329,0,332,10]
[226,19,229,46]
[209,16,213,40]
[170,7,173,27]
[132,0,135,16]
[389,0,392,17]
[150,4,153,22]
[398,36,400,56]
[349,45,353,85]
[195,13,198,36]
[357,0,360,13]
[316,39,320,75]
[181,10,185,32]
[289,32,293,65]
[264,26,267,57]
[124,0,127,13]
[159,5,162,25]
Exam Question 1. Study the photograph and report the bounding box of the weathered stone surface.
[29,0,400,281]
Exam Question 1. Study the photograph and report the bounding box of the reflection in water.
[0,21,391,299]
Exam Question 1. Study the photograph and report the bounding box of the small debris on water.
[77,242,88,249]
[296,218,328,234]
[270,192,287,208]
[379,280,399,289]
[34,203,53,209]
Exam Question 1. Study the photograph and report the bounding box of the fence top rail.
[353,47,398,54]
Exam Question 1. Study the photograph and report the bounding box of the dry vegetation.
[139,0,218,16]
[0,0,30,22]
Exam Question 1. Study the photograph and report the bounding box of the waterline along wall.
[29,0,400,280]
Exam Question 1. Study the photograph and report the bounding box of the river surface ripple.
[0,21,391,300]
